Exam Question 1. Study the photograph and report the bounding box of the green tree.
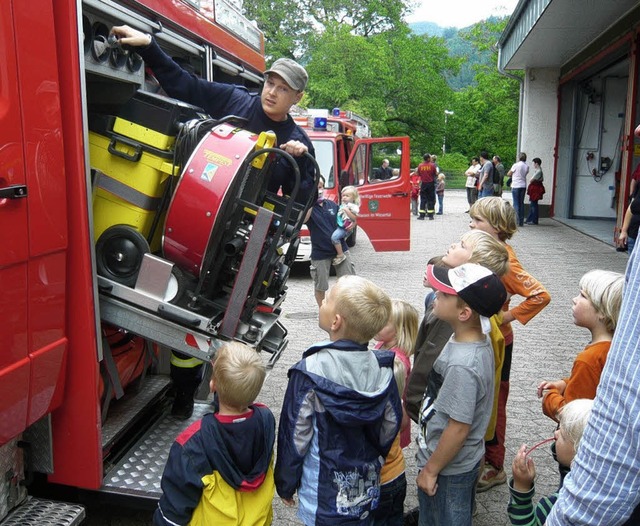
[445,17,521,164]
[243,2,519,165]
[304,25,458,156]
[243,0,311,61]
[244,0,409,59]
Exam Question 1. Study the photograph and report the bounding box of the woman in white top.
[507,152,529,226]
[464,157,481,211]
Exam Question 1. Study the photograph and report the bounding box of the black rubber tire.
[95,225,150,287]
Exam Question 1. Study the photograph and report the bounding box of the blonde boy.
[407,230,509,424]
[155,342,275,526]
[275,275,402,525]
[469,197,551,491]
[538,269,624,421]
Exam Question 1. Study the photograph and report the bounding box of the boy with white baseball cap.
[416,263,507,526]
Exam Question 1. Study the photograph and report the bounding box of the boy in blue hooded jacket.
[275,275,403,525]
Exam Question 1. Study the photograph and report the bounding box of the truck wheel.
[96,225,150,287]
[346,226,357,248]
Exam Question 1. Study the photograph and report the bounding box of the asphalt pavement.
[83,189,629,525]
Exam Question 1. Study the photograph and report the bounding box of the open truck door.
[340,137,411,251]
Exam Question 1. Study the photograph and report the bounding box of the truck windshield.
[311,140,335,188]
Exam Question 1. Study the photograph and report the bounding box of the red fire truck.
[291,109,411,262]
[0,1,410,522]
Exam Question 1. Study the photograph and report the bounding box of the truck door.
[0,0,69,445]
[343,137,411,251]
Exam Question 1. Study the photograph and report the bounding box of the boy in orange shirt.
[468,197,551,491]
[538,269,623,421]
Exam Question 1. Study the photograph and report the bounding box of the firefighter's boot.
[170,352,203,419]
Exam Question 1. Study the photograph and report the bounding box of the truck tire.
[96,225,150,287]
[346,226,357,248]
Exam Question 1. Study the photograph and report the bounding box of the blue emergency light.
[332,107,341,116]
[313,116,328,131]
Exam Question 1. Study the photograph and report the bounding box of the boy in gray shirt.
[416,263,507,526]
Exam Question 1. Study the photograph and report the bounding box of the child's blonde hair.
[558,398,594,458]
[341,185,360,205]
[438,173,446,180]
[212,341,266,409]
[332,275,391,343]
[393,357,406,397]
[469,197,517,240]
[579,270,624,332]
[461,230,510,277]
[388,299,420,357]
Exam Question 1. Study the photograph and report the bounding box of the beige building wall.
[520,67,560,208]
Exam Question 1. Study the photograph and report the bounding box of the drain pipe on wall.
[497,44,524,155]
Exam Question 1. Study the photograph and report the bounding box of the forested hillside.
[410,17,503,90]
[243,0,520,165]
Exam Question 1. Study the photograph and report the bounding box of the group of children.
[152,195,625,526]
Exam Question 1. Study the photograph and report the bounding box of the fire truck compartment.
[90,131,176,252]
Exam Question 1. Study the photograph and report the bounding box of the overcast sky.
[405,0,520,28]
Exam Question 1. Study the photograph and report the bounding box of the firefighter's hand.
[280,140,308,157]
[110,25,152,47]
[281,497,296,507]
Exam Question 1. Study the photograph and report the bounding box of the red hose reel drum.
[163,123,264,277]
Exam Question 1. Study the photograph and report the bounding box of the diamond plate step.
[102,403,213,498]
[101,375,172,449]
[1,497,85,525]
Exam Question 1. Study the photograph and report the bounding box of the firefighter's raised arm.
[110,25,152,47]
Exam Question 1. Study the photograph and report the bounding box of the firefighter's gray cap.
[264,58,308,91]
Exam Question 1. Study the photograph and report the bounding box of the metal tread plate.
[1,497,85,526]
[102,403,213,497]
[101,375,172,448]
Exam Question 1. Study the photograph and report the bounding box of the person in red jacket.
[525,157,545,225]
[416,154,437,220]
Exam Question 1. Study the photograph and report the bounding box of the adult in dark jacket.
[305,179,356,308]
[111,25,316,419]
[111,25,316,204]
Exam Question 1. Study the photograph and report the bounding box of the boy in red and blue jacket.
[154,342,275,526]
